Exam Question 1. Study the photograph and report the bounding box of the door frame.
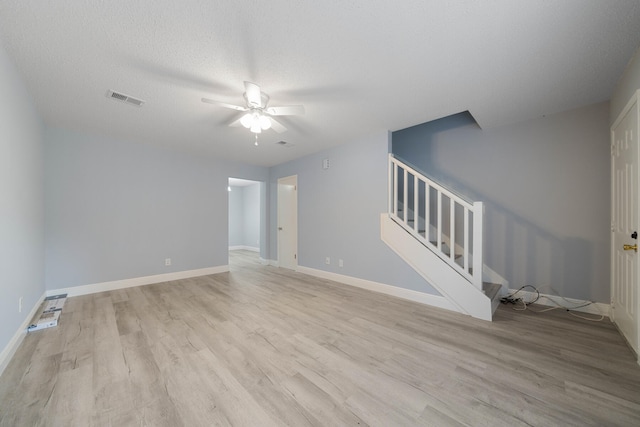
[277,175,298,270]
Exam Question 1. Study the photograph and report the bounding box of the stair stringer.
[381,214,493,321]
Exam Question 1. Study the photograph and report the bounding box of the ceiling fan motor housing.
[244,91,270,109]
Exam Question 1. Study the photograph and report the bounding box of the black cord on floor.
[500,285,539,306]
[500,285,604,321]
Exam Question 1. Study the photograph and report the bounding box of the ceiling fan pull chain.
[254,133,259,147]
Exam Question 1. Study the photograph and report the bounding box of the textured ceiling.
[0,0,639,167]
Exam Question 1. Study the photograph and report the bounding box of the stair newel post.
[472,201,484,290]
[449,198,455,261]
[414,174,419,234]
[437,190,443,251]
[463,206,470,273]
[389,155,395,216]
[425,184,430,242]
[403,168,408,226]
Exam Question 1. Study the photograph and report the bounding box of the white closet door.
[611,92,640,358]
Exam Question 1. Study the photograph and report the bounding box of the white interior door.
[277,175,298,270]
[611,95,639,356]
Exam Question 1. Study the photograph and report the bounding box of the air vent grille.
[275,140,295,148]
[106,90,145,107]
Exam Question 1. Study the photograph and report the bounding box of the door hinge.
[294,254,297,259]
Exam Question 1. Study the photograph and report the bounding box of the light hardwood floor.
[1,250,640,426]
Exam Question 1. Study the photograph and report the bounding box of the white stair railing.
[388,154,484,290]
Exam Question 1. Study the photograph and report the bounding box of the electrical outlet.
[18,297,23,313]
[339,259,344,268]
[165,258,171,266]
[325,257,330,265]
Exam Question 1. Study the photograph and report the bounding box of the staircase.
[381,154,506,321]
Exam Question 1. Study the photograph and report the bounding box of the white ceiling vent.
[106,90,145,107]
[275,140,295,148]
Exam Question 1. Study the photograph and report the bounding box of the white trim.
[46,266,229,298]
[297,266,458,312]
[229,246,259,252]
[508,288,610,317]
[0,292,46,377]
[381,214,492,320]
[483,264,509,293]
[611,88,639,130]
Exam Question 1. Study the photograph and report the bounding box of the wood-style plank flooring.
[1,250,640,426]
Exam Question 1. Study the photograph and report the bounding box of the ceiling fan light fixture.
[202,81,303,136]
[259,115,271,130]
[240,113,253,128]
[250,121,262,133]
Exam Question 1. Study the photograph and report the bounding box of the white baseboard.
[507,288,610,317]
[229,246,259,252]
[297,266,458,313]
[0,291,46,377]
[47,266,229,298]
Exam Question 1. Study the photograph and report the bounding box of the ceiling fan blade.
[229,116,244,127]
[269,117,287,133]
[244,81,262,107]
[265,105,305,116]
[201,98,247,111]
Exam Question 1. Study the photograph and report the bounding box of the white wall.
[611,45,640,124]
[0,42,45,365]
[393,102,611,302]
[44,127,268,290]
[269,131,439,295]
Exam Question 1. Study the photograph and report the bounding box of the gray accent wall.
[44,127,268,290]
[0,43,45,355]
[269,132,439,295]
[393,102,611,302]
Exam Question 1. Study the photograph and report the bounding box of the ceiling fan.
[201,81,305,135]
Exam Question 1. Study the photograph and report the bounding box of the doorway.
[228,177,264,266]
[277,175,298,270]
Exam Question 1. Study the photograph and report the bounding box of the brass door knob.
[623,244,638,252]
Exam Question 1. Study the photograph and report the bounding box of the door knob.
[278,227,283,231]
[623,244,638,252]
